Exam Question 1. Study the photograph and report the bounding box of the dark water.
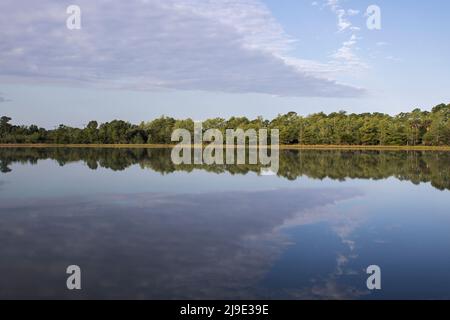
[0,148,449,300]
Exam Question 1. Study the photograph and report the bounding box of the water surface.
[0,148,449,299]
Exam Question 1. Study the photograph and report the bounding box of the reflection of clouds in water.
[0,179,9,191]
[0,188,361,299]
[270,199,369,299]
[297,253,370,300]
[287,280,369,300]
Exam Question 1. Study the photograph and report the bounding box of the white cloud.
[325,1,361,32]
[0,0,364,98]
[321,0,366,70]
[385,56,402,62]
[347,9,360,16]
[331,35,367,70]
[0,93,11,103]
[336,9,352,32]
[325,0,351,32]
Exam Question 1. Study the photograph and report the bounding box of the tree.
[0,116,12,135]
[271,112,302,144]
[144,116,176,144]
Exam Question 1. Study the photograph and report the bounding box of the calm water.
[0,148,449,300]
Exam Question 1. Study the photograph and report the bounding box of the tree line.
[1,103,449,145]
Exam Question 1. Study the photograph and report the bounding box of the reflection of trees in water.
[1,148,449,190]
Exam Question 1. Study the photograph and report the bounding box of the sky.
[0,0,449,128]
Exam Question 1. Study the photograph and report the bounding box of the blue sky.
[0,0,449,128]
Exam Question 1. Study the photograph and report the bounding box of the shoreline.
[1,144,450,151]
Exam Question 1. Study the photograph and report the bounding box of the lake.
[0,148,449,299]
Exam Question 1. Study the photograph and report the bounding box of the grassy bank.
[1,143,450,151]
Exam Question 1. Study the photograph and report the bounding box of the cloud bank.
[0,0,364,97]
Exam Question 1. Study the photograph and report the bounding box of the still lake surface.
[0,148,449,299]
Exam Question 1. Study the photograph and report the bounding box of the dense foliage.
[1,103,449,145]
